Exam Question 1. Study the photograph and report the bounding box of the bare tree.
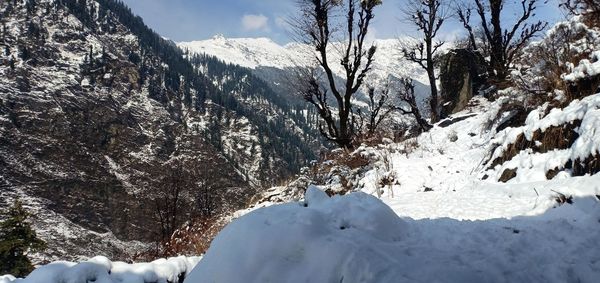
[395,78,432,132]
[561,0,600,26]
[402,0,447,123]
[457,0,547,82]
[153,160,187,243]
[292,0,382,149]
[193,179,217,219]
[150,158,214,243]
[456,2,478,50]
[358,85,395,136]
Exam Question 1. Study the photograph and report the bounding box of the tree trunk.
[426,38,439,123]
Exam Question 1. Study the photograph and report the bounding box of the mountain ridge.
[178,36,433,86]
[0,0,317,262]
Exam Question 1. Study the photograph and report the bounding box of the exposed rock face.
[439,49,487,118]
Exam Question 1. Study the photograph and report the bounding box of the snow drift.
[180,90,600,282]
[184,186,410,283]
[185,182,600,283]
[1,256,200,283]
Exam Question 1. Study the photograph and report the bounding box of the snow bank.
[2,256,201,283]
[491,93,600,182]
[564,50,600,82]
[185,186,410,283]
[186,182,600,283]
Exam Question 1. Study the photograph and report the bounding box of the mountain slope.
[195,93,600,282]
[179,35,430,86]
[179,36,435,112]
[0,0,314,261]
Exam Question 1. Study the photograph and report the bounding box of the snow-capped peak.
[178,36,434,85]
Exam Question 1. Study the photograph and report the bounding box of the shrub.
[0,199,46,277]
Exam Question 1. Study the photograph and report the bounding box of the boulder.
[439,49,487,118]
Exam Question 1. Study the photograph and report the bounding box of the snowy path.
[383,189,539,220]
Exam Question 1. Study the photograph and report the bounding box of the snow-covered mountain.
[178,35,438,126]
[0,0,316,262]
[9,90,600,283]
[3,6,600,282]
[179,35,434,104]
[179,35,429,85]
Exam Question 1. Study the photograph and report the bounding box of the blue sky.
[121,0,566,44]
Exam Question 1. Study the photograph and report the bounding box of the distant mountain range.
[179,35,430,85]
[179,35,435,112]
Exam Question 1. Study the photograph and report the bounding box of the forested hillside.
[1,0,599,282]
[0,0,317,261]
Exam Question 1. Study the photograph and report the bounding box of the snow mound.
[564,50,600,82]
[3,256,200,283]
[185,186,410,283]
[491,93,600,182]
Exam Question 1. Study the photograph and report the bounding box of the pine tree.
[0,199,46,277]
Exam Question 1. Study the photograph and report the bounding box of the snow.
[178,36,432,86]
[185,186,410,283]
[491,93,600,180]
[564,50,600,81]
[185,184,600,282]
[2,256,201,283]
[182,94,600,282]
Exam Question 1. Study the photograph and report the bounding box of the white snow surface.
[564,50,600,81]
[2,256,201,283]
[184,96,600,282]
[185,186,410,283]
[178,36,432,86]
[4,95,600,282]
[490,93,600,182]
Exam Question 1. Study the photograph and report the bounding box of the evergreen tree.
[0,199,46,277]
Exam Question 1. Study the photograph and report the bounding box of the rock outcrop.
[439,49,487,118]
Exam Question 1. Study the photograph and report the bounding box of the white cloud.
[275,16,288,29]
[241,14,270,32]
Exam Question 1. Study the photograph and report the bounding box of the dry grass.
[569,153,600,177]
[490,120,581,168]
[514,14,599,107]
[144,216,228,258]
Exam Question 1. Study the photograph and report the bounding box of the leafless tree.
[561,0,600,26]
[402,0,447,123]
[358,85,395,136]
[291,0,382,149]
[153,160,187,243]
[456,2,478,50]
[457,0,547,82]
[394,78,432,132]
[193,179,217,218]
[151,158,218,243]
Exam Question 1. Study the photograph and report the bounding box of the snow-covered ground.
[0,256,200,283]
[5,95,600,282]
[187,95,600,282]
